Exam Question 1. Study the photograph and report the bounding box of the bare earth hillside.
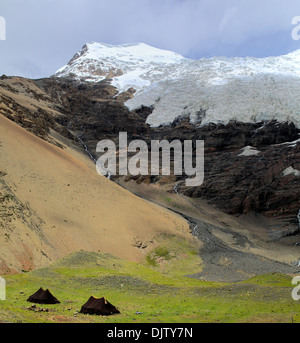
[0,113,190,274]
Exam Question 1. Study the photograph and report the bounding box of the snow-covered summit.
[54,42,185,90]
[54,42,300,128]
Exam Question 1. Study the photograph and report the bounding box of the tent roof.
[27,287,60,304]
[80,296,120,316]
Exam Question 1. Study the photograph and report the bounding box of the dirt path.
[186,215,298,282]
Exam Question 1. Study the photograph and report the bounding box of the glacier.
[54,42,300,128]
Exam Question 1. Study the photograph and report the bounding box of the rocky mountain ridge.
[0,75,299,230]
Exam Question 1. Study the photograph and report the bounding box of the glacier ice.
[54,42,300,128]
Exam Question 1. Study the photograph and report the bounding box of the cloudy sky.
[0,0,299,78]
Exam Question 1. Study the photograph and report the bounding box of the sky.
[0,0,300,79]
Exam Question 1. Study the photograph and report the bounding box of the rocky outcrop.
[183,141,300,219]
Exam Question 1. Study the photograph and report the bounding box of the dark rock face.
[183,143,300,218]
[194,120,299,150]
[149,118,300,226]
[34,77,149,154]
[1,76,299,226]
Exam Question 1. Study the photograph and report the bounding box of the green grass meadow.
[0,244,299,323]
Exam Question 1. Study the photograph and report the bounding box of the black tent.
[80,296,120,316]
[27,287,60,305]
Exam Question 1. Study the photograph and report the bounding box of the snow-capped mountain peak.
[54,43,300,128]
[54,42,186,91]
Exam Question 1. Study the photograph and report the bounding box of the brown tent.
[27,287,60,305]
[80,296,120,316]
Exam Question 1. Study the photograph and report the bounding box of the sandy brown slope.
[0,114,190,274]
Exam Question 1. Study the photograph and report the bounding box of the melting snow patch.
[238,146,261,157]
[273,138,300,148]
[282,166,300,177]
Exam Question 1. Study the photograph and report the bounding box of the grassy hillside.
[0,249,299,323]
